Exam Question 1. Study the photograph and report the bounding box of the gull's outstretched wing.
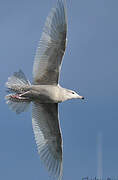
[32,102,63,180]
[33,0,67,85]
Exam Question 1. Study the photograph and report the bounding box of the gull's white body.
[11,84,83,103]
[5,0,84,180]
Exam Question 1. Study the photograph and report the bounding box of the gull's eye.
[72,92,75,94]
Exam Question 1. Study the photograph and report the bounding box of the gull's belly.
[28,85,61,103]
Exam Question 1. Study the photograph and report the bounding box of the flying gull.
[5,0,84,179]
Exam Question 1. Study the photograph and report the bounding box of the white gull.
[5,0,84,179]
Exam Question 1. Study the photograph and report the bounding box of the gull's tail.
[5,70,31,114]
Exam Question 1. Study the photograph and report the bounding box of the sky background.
[0,0,118,179]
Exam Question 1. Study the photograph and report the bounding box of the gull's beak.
[78,95,84,99]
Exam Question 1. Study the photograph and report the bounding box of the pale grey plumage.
[32,2,67,177]
[33,0,67,85]
[32,103,62,179]
[5,0,84,180]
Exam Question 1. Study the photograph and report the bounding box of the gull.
[5,0,84,179]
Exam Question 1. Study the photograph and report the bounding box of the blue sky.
[0,0,118,179]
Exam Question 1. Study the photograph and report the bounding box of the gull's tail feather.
[6,69,31,93]
[5,70,31,114]
[5,95,30,114]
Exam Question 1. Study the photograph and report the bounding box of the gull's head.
[62,88,84,101]
[68,90,84,100]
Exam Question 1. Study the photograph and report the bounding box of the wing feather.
[32,102,63,180]
[33,0,67,85]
